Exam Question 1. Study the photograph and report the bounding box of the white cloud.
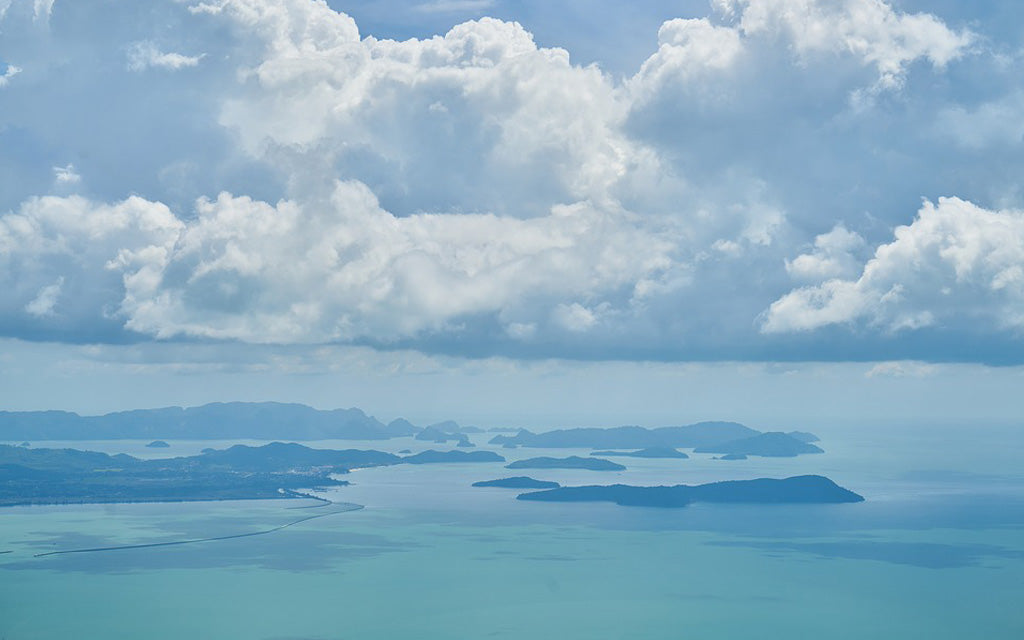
[52,163,81,185]
[632,0,972,101]
[115,182,673,343]
[127,41,204,71]
[0,63,21,88]
[552,303,600,333]
[33,0,53,23]
[629,18,744,101]
[713,0,973,91]
[785,224,867,282]
[206,1,650,217]
[0,0,996,359]
[0,194,183,330]
[24,277,62,317]
[763,197,1024,333]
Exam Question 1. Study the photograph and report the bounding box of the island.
[146,440,171,448]
[0,442,509,506]
[414,425,475,448]
[489,422,759,449]
[0,402,438,442]
[199,442,401,471]
[506,456,626,471]
[472,477,560,489]
[401,450,505,464]
[589,446,689,459]
[385,418,420,436]
[694,432,823,457]
[516,475,864,508]
[0,443,360,506]
[415,426,458,443]
[488,423,826,457]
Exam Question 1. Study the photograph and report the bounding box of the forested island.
[490,424,822,456]
[506,456,626,471]
[693,432,823,457]
[402,450,504,464]
[517,476,864,507]
[473,477,561,489]
[1,441,864,510]
[0,442,500,506]
[0,404,821,459]
[590,446,689,459]
[0,402,421,441]
[0,405,853,509]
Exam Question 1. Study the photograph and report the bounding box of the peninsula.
[589,446,689,459]
[472,477,561,489]
[0,442,504,506]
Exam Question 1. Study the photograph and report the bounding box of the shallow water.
[2,425,1023,639]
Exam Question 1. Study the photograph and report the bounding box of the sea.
[2,423,1023,639]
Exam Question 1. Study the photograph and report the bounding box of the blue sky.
[1,0,1023,424]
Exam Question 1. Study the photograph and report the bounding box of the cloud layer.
[1,0,1021,362]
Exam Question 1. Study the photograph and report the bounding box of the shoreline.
[0,494,325,509]
[0,487,340,509]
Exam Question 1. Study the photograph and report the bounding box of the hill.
[517,475,863,508]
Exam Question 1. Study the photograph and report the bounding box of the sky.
[1,0,1023,428]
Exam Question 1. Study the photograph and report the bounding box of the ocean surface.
[2,424,1023,639]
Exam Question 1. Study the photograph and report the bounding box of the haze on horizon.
[2,0,1024,426]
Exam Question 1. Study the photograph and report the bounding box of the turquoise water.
[2,425,1023,639]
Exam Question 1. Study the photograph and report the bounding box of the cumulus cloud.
[0,194,183,336]
[763,197,1024,333]
[33,0,53,23]
[0,0,1004,360]
[785,224,867,282]
[552,302,601,333]
[203,0,651,219]
[0,185,674,346]
[629,17,744,100]
[0,63,20,87]
[116,182,673,343]
[24,277,62,317]
[52,163,81,185]
[126,41,204,71]
[713,0,973,91]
